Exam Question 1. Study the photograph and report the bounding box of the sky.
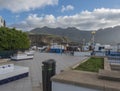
[1,0,120,31]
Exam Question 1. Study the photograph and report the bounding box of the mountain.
[95,26,120,45]
[30,26,120,45]
[30,26,91,42]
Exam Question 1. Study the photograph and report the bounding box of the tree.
[0,27,30,51]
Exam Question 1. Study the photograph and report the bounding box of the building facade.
[0,16,5,27]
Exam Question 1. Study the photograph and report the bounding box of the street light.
[91,31,96,47]
[91,31,96,55]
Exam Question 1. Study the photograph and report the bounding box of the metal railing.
[108,56,120,64]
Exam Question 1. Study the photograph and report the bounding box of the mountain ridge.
[30,26,120,45]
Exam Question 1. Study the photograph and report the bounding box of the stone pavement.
[0,52,87,91]
[52,70,120,91]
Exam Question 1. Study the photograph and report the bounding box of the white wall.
[74,52,91,56]
[52,81,101,91]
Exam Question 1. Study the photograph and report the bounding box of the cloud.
[0,0,58,12]
[61,5,74,12]
[10,8,120,31]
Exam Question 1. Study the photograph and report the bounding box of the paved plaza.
[0,52,87,91]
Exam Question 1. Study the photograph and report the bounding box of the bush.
[0,27,30,51]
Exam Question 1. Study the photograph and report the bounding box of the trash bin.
[42,59,56,91]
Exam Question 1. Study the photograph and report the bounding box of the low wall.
[52,70,120,91]
[110,63,120,71]
[104,57,111,71]
[95,51,106,57]
[52,57,120,91]
[74,52,91,56]
[52,81,100,91]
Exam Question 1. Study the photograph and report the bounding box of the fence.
[0,50,17,58]
[108,56,120,64]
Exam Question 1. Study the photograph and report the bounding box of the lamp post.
[91,31,96,44]
[91,31,96,49]
[91,31,96,55]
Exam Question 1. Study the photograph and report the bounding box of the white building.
[0,16,5,27]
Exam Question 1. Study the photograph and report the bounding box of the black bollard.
[42,59,56,91]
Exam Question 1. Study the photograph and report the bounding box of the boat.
[25,50,35,56]
[11,52,34,61]
[0,59,29,85]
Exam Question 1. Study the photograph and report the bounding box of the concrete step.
[111,63,120,71]
[98,69,120,81]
